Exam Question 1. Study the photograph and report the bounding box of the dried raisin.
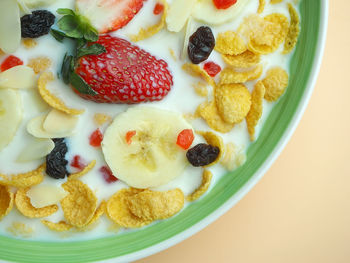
[186,143,220,167]
[46,138,68,179]
[188,26,215,64]
[21,10,55,38]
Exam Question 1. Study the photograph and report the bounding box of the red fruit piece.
[203,62,221,77]
[70,155,86,170]
[99,166,118,183]
[212,0,237,9]
[89,129,104,147]
[76,0,146,33]
[1,55,23,72]
[75,35,173,104]
[176,129,194,150]
[153,3,164,15]
[125,130,136,145]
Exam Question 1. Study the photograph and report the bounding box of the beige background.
[138,2,350,263]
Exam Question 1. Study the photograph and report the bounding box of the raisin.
[186,143,220,167]
[46,138,69,179]
[188,26,215,64]
[21,10,55,38]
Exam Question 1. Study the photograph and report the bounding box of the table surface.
[137,2,350,263]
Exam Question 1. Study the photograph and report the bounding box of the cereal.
[0,185,14,220]
[86,200,106,226]
[106,188,151,228]
[15,188,58,218]
[7,222,33,238]
[196,101,234,133]
[22,39,37,49]
[41,220,73,232]
[192,82,208,97]
[220,143,247,171]
[222,50,260,69]
[0,163,45,188]
[270,0,283,3]
[215,83,252,124]
[61,180,98,228]
[262,67,289,101]
[215,31,246,55]
[283,3,300,54]
[68,160,96,181]
[93,113,112,126]
[127,189,184,221]
[258,0,266,14]
[182,63,216,87]
[27,56,52,74]
[130,0,168,42]
[169,48,177,61]
[38,72,84,115]
[187,170,212,201]
[220,64,263,84]
[196,131,224,166]
[246,81,266,141]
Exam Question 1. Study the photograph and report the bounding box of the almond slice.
[0,0,21,53]
[0,66,36,89]
[16,137,55,163]
[27,184,67,208]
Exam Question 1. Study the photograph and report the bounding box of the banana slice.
[20,0,57,8]
[166,0,197,32]
[0,0,21,53]
[0,89,23,151]
[192,0,251,25]
[102,107,193,189]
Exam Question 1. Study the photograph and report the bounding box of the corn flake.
[130,0,168,42]
[68,160,96,181]
[196,101,234,133]
[192,82,208,97]
[187,170,212,201]
[15,188,58,218]
[86,200,106,226]
[220,64,263,84]
[22,39,37,49]
[215,31,247,55]
[222,50,260,69]
[127,189,184,221]
[27,57,52,74]
[182,63,216,87]
[61,180,97,228]
[0,163,45,188]
[94,113,112,126]
[220,143,247,171]
[283,3,300,54]
[246,81,266,141]
[270,0,283,3]
[215,83,252,124]
[41,220,73,232]
[7,222,34,238]
[107,188,151,228]
[262,67,289,101]
[38,72,84,115]
[197,131,224,166]
[258,0,266,14]
[0,185,14,220]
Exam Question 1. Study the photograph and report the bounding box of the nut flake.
[43,109,78,135]
[262,67,289,101]
[0,163,45,188]
[0,65,36,90]
[0,185,14,220]
[15,188,58,218]
[16,138,55,163]
[215,31,246,55]
[187,170,212,201]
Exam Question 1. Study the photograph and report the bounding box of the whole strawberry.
[74,35,173,104]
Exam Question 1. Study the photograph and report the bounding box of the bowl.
[0,0,328,262]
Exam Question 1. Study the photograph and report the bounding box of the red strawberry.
[76,0,146,34]
[74,35,173,104]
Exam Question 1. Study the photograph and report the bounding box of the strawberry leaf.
[57,8,75,16]
[61,54,74,84]
[50,29,68,42]
[57,15,84,39]
[69,72,98,95]
[77,44,106,58]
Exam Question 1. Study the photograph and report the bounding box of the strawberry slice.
[76,0,146,33]
[74,35,173,104]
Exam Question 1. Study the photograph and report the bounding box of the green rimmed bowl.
[0,1,328,262]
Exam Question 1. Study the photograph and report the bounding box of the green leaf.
[76,38,87,50]
[69,72,98,95]
[83,27,99,42]
[50,29,68,42]
[57,15,84,39]
[77,44,106,58]
[61,54,74,84]
[57,8,75,16]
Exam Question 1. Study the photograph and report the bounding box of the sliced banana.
[16,137,55,163]
[20,0,57,8]
[0,0,21,54]
[0,66,36,90]
[102,107,193,189]
[166,0,197,32]
[0,89,23,151]
[192,0,251,25]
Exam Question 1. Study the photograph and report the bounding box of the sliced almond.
[0,66,36,89]
[16,137,55,163]
[182,17,194,60]
[166,0,197,32]
[43,109,78,134]
[0,0,21,53]
[27,184,67,208]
